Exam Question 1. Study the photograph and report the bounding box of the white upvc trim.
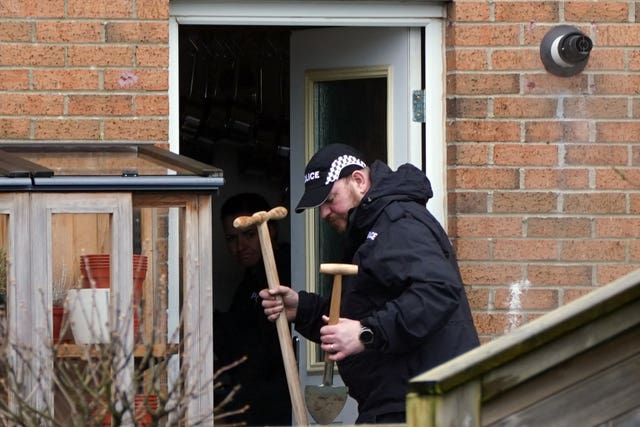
[424,19,447,228]
[168,17,180,155]
[170,0,446,25]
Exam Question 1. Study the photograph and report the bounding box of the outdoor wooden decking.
[407,268,640,427]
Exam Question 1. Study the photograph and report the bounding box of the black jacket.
[295,161,479,422]
[214,243,292,426]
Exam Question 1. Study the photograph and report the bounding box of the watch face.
[360,327,374,344]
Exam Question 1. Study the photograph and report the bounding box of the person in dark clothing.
[215,193,292,426]
[260,144,480,424]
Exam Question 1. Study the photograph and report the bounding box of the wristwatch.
[359,325,374,347]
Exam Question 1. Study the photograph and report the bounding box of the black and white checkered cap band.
[325,155,367,185]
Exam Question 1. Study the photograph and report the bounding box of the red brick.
[565,144,628,166]
[589,48,625,71]
[493,97,557,118]
[473,312,513,336]
[453,216,522,238]
[597,122,640,142]
[495,288,558,310]
[491,49,540,71]
[525,121,590,143]
[459,263,523,286]
[565,2,628,22]
[596,218,640,238]
[560,240,626,262]
[495,1,558,22]
[67,0,132,18]
[593,74,640,95]
[629,49,640,71]
[0,44,65,66]
[0,118,30,138]
[448,2,490,22]
[493,192,558,213]
[0,21,32,41]
[68,45,133,67]
[630,194,640,214]
[596,167,640,189]
[36,21,102,42]
[450,120,520,142]
[0,93,63,115]
[523,73,589,94]
[68,95,133,116]
[136,0,170,19]
[563,288,595,304]
[134,95,169,116]
[448,74,520,95]
[523,168,590,190]
[493,144,558,166]
[563,97,628,119]
[105,22,168,43]
[453,239,491,260]
[446,49,488,71]
[447,143,490,165]
[446,98,489,118]
[527,217,591,238]
[447,25,520,47]
[34,119,100,140]
[630,240,640,261]
[528,264,592,286]
[493,239,558,260]
[32,69,100,90]
[595,24,640,46]
[0,69,29,90]
[450,168,519,189]
[564,193,626,214]
[103,118,168,140]
[466,287,490,310]
[447,192,489,214]
[0,0,64,18]
[135,46,169,67]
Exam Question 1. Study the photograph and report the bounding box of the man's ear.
[350,169,370,195]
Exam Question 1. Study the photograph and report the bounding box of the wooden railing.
[407,268,640,427]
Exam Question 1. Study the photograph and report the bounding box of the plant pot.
[99,394,158,426]
[52,306,65,342]
[65,288,110,344]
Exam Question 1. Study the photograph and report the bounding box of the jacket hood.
[343,161,433,257]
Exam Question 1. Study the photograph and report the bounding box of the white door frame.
[169,0,448,225]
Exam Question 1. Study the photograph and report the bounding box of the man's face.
[319,177,362,233]
[222,216,263,267]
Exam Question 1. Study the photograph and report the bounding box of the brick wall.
[447,0,640,340]
[0,0,169,144]
[3,0,636,343]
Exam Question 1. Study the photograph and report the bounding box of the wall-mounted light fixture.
[540,25,593,77]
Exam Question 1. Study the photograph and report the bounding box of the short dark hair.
[220,193,272,221]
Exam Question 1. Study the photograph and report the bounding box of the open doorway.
[178,25,294,426]
[178,26,292,311]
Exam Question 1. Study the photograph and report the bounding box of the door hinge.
[412,90,426,123]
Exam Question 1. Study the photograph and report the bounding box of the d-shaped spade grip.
[232,206,288,229]
[232,206,309,426]
[319,263,359,277]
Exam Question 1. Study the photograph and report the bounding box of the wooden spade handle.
[233,206,288,229]
[320,263,359,276]
[233,207,309,426]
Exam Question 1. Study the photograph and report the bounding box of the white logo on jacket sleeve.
[367,231,378,241]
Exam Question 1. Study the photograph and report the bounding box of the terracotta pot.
[100,394,158,426]
[52,306,65,342]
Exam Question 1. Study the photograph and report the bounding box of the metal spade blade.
[305,360,348,425]
[304,263,358,425]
